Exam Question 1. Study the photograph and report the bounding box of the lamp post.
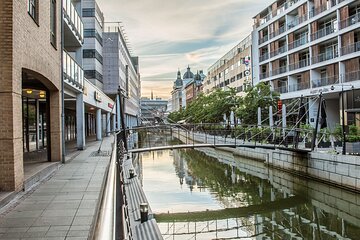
[341,84,346,155]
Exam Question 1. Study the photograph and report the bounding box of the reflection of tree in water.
[177,149,282,207]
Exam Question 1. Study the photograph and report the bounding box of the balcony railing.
[289,59,309,71]
[288,15,308,29]
[260,72,269,80]
[309,0,336,18]
[259,53,269,62]
[288,35,308,50]
[340,12,360,30]
[341,41,360,56]
[344,70,360,83]
[311,25,336,41]
[259,35,269,45]
[63,0,84,42]
[312,75,339,88]
[288,81,310,92]
[274,85,288,94]
[271,65,287,76]
[312,51,338,64]
[63,51,84,89]
[270,45,287,58]
[269,25,286,39]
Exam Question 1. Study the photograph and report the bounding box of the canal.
[133,133,360,239]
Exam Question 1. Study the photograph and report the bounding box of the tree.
[235,82,279,125]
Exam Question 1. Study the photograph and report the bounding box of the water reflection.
[135,136,360,239]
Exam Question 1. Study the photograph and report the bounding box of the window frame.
[28,0,39,25]
[50,0,57,48]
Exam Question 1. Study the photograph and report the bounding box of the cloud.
[97,0,275,98]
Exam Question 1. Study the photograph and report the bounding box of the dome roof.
[174,69,183,88]
[183,66,194,79]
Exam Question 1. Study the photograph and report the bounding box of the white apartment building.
[252,0,360,128]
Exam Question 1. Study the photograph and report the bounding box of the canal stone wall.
[197,146,360,229]
[173,130,360,192]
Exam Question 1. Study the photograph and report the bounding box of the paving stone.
[41,209,77,217]
[71,217,93,226]
[32,217,74,226]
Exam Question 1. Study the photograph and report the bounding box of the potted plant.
[346,125,360,155]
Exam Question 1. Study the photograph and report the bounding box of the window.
[84,29,103,45]
[28,0,38,23]
[84,70,103,82]
[82,8,95,17]
[83,49,103,64]
[50,0,56,47]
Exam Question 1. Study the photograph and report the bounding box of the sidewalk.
[0,136,114,240]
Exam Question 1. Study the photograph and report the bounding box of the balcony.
[288,15,308,29]
[289,59,309,71]
[63,51,84,90]
[259,35,269,45]
[288,81,310,92]
[309,0,336,18]
[344,70,360,83]
[63,0,84,44]
[274,85,288,94]
[312,51,338,64]
[341,41,360,56]
[259,53,269,62]
[288,36,308,50]
[269,25,286,39]
[311,25,336,41]
[270,45,287,58]
[271,65,287,76]
[340,12,360,30]
[312,75,339,88]
[260,72,269,80]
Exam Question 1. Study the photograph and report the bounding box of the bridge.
[125,123,315,154]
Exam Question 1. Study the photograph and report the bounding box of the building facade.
[103,23,141,129]
[185,71,204,105]
[252,0,360,128]
[0,0,63,191]
[140,98,168,124]
[203,35,252,96]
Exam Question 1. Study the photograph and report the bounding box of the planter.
[346,142,360,155]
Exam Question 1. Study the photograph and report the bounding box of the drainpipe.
[60,0,66,163]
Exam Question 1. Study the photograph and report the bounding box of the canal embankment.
[172,129,360,192]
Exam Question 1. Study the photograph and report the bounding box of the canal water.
[134,134,360,239]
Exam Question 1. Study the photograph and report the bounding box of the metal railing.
[289,59,309,71]
[94,131,132,240]
[274,85,288,94]
[288,81,310,92]
[339,12,360,29]
[310,25,336,41]
[288,35,308,50]
[63,51,84,89]
[271,65,287,76]
[344,70,360,83]
[311,51,338,64]
[270,45,287,58]
[312,75,339,88]
[341,41,360,56]
[260,72,269,80]
[259,52,269,62]
[259,35,269,45]
[288,14,308,29]
[269,25,286,39]
[309,0,336,18]
[63,0,84,42]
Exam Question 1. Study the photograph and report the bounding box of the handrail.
[94,135,117,240]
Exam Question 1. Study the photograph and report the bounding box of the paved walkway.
[0,136,114,240]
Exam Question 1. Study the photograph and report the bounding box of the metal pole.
[311,93,322,151]
[60,0,66,163]
[342,85,346,155]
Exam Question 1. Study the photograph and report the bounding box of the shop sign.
[94,91,102,102]
[108,103,114,108]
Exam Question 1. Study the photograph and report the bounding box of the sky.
[97,0,274,99]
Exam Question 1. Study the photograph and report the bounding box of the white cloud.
[97,0,274,98]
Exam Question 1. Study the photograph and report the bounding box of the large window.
[84,70,103,82]
[28,0,38,23]
[82,8,95,17]
[83,49,103,64]
[50,0,56,47]
[84,29,103,45]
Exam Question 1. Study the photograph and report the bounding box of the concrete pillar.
[282,104,287,135]
[106,112,111,136]
[112,114,116,132]
[269,106,274,127]
[36,99,39,150]
[96,109,102,141]
[257,107,262,127]
[116,95,121,130]
[76,93,85,150]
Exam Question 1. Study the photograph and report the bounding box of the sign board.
[94,91,102,102]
